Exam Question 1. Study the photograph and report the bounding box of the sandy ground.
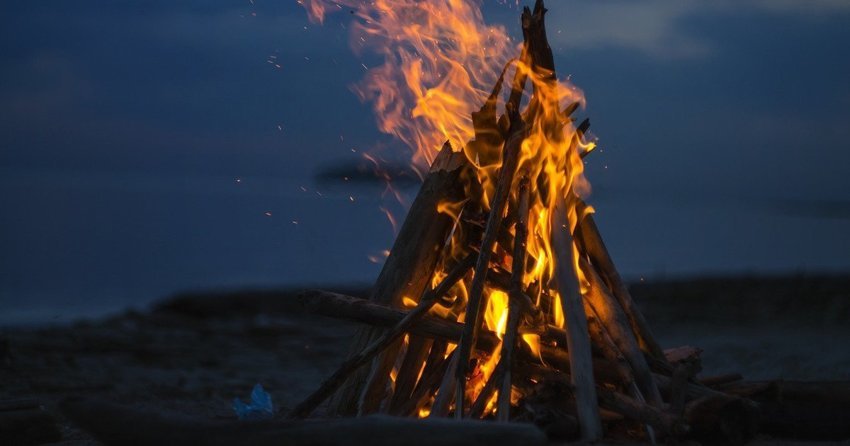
[1,276,849,445]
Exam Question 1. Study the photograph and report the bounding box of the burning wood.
[290,0,759,443]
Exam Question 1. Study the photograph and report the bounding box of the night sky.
[2,1,849,323]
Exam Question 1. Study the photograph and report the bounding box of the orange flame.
[300,0,596,419]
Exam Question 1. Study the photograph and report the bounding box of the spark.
[264,211,272,217]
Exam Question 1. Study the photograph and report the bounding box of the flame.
[484,289,510,340]
[300,0,597,420]
[300,0,515,168]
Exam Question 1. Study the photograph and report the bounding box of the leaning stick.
[580,257,663,408]
[583,308,634,386]
[454,113,527,418]
[333,144,469,416]
[289,255,475,419]
[391,339,450,416]
[469,369,499,419]
[514,2,602,437]
[496,177,532,421]
[429,352,460,418]
[397,349,454,417]
[388,336,433,413]
[551,193,602,441]
[574,208,665,362]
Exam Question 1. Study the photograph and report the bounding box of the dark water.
[1,169,849,325]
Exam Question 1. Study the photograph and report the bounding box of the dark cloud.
[1,0,849,321]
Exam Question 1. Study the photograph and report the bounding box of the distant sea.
[2,169,849,325]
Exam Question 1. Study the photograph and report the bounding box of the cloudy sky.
[1,0,849,322]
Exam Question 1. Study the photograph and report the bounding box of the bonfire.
[291,1,751,442]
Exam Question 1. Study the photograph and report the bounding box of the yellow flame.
[484,289,509,340]
[300,0,598,420]
[300,0,516,168]
[521,333,542,360]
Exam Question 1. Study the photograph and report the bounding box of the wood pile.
[288,1,761,443]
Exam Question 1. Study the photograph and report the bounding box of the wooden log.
[699,373,743,388]
[580,257,663,408]
[653,372,736,402]
[583,308,634,386]
[551,194,602,441]
[664,345,702,365]
[670,360,700,416]
[380,61,514,418]
[388,336,432,413]
[496,177,531,422]
[454,0,554,416]
[393,339,450,416]
[330,143,470,416]
[386,254,475,415]
[469,368,499,419]
[301,290,611,392]
[397,349,454,417]
[300,290,500,355]
[517,0,601,439]
[60,397,548,446]
[574,209,665,362]
[289,256,476,418]
[429,351,460,418]
[597,387,688,436]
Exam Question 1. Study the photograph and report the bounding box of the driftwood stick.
[454,113,526,418]
[61,397,548,446]
[699,373,743,387]
[583,308,635,386]
[574,208,665,362]
[300,290,500,352]
[398,349,454,417]
[331,143,469,416]
[580,257,663,407]
[469,368,499,419]
[453,0,545,415]
[429,352,460,418]
[289,256,475,418]
[596,387,689,436]
[518,2,601,438]
[393,339,450,416]
[301,291,617,395]
[496,177,531,421]
[551,198,602,440]
[653,373,735,402]
[387,336,432,413]
[670,360,700,415]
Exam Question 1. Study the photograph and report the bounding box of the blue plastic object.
[233,383,274,420]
